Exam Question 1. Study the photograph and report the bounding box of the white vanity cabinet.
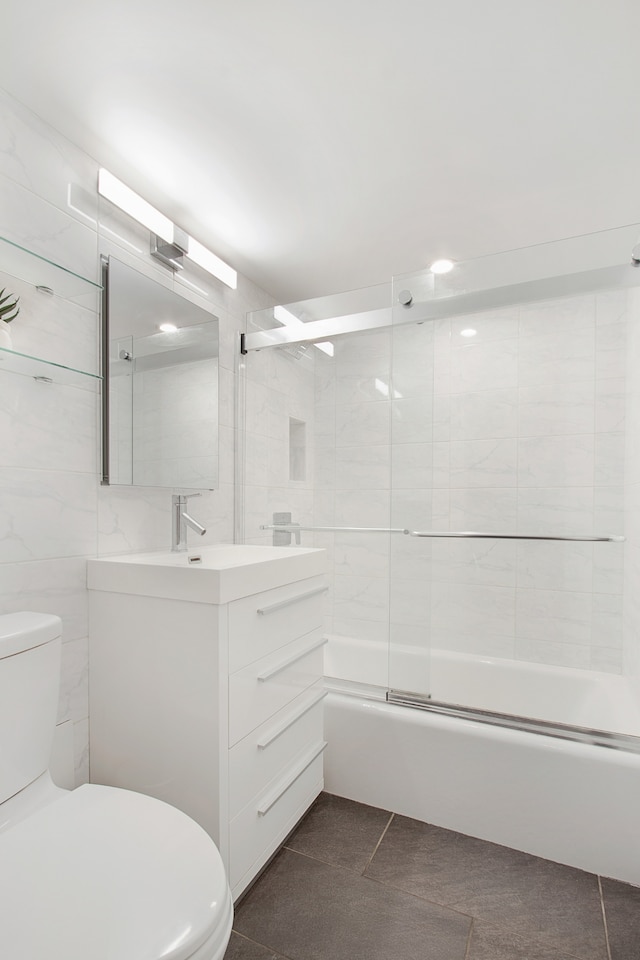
[87,545,326,900]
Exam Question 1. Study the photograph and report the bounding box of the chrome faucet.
[171,493,207,552]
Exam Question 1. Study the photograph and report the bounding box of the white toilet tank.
[0,612,62,805]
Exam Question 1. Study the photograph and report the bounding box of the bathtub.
[323,635,640,885]
[325,633,640,737]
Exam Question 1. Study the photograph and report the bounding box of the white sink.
[87,544,326,604]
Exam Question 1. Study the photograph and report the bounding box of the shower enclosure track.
[386,690,640,753]
[260,523,624,542]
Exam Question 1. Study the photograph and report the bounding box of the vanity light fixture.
[187,237,237,290]
[98,169,173,241]
[429,258,455,274]
[273,305,334,357]
[159,323,179,333]
[98,169,237,289]
[460,328,477,338]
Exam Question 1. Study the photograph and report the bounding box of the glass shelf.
[0,234,102,303]
[0,346,102,391]
[0,235,102,388]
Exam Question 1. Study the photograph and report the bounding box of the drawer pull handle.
[257,636,328,682]
[257,689,328,749]
[257,741,327,816]
[256,585,328,616]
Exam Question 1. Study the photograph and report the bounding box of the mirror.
[101,256,219,489]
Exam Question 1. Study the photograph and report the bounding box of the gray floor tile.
[601,877,640,960]
[234,847,471,960]
[285,791,392,872]
[467,919,582,960]
[365,816,608,960]
[224,932,286,959]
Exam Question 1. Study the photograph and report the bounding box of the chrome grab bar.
[260,522,624,542]
[408,531,625,542]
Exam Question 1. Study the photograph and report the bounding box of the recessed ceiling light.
[159,323,178,333]
[429,258,455,274]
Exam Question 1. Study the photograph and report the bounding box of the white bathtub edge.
[324,690,640,887]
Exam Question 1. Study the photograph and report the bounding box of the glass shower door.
[386,236,633,741]
[242,224,639,744]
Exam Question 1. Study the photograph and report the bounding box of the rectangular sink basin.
[87,544,326,604]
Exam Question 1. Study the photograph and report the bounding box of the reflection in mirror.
[102,257,219,489]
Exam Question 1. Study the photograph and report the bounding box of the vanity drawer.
[228,576,327,673]
[229,683,326,817]
[229,628,326,746]
[229,741,325,890]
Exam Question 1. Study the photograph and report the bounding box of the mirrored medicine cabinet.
[101,256,219,489]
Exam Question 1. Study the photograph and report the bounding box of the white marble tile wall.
[0,87,275,783]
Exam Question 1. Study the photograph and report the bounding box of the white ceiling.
[2,1,640,303]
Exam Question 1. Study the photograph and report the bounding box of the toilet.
[0,611,233,960]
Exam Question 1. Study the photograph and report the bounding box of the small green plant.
[0,288,19,324]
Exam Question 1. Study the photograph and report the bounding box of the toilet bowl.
[0,612,233,960]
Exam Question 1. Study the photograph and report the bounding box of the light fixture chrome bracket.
[98,169,237,287]
[150,229,188,271]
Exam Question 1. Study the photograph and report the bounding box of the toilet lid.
[0,784,232,960]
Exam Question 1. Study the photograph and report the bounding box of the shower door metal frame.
[386,689,640,754]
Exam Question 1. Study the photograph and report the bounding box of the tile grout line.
[598,875,613,960]
[460,917,592,960]
[267,836,489,945]
[463,917,475,960]
[361,812,395,875]
[356,868,477,923]
[285,839,480,925]
[281,845,365,872]
[230,929,294,960]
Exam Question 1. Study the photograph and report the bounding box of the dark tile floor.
[225,793,640,960]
